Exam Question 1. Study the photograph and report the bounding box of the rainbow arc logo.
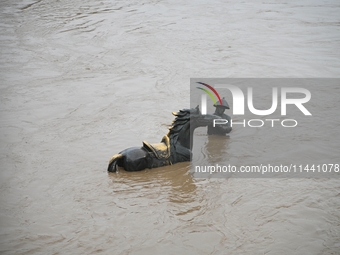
[196,82,222,114]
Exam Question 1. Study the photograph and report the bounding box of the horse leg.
[108,153,124,172]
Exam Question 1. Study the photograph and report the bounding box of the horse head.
[188,105,223,128]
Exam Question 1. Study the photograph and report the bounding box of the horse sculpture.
[108,106,229,172]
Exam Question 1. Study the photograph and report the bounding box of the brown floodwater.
[1,0,340,254]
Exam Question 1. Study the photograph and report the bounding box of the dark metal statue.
[108,106,228,172]
[207,97,232,135]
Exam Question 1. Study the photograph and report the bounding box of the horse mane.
[167,108,192,144]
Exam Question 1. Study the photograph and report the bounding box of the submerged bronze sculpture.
[207,97,232,135]
[107,106,229,172]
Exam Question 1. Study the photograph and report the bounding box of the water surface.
[1,0,340,254]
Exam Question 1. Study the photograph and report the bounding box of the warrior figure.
[207,97,232,135]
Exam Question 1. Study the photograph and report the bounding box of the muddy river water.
[1,0,340,254]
